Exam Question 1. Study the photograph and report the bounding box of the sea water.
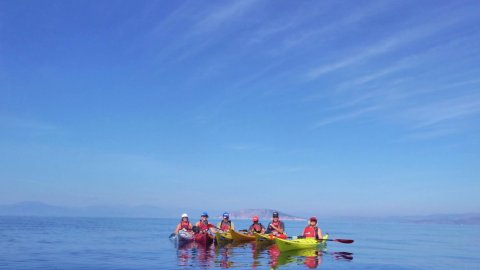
[0,216,478,269]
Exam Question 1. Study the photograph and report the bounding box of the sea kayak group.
[171,211,324,250]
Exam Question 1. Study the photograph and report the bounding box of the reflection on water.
[174,240,353,269]
[176,241,216,268]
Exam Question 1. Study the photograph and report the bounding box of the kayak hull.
[230,230,256,242]
[253,232,287,243]
[275,235,328,252]
[215,231,233,243]
[177,230,194,243]
[194,232,214,246]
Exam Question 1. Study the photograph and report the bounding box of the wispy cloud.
[306,14,472,80]
[224,143,252,151]
[402,128,458,141]
[310,105,381,129]
[406,95,480,128]
[145,0,260,68]
[268,1,393,53]
[191,0,258,35]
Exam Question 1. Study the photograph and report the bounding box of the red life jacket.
[180,220,192,231]
[303,226,318,239]
[271,220,282,232]
[198,220,210,231]
[250,223,263,233]
[220,220,231,231]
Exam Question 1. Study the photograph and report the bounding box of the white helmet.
[181,213,188,218]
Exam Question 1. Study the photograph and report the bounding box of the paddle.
[294,235,354,244]
[325,238,354,244]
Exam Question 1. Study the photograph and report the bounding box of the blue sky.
[1,0,479,217]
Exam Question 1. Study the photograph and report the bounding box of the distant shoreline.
[1,202,479,225]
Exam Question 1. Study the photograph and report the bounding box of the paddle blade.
[333,239,354,244]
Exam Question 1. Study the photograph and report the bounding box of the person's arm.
[208,223,217,233]
[270,222,284,234]
[231,222,235,230]
[261,224,266,233]
[174,224,181,233]
[317,227,323,239]
[265,223,272,233]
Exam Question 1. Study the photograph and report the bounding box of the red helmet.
[252,216,259,222]
[310,216,317,222]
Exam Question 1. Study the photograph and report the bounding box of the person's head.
[309,216,317,226]
[272,211,279,220]
[252,216,259,223]
[201,212,209,220]
[181,213,189,221]
[223,212,230,220]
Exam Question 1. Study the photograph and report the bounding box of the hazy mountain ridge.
[400,213,480,225]
[1,202,479,225]
[0,201,171,218]
[227,209,306,221]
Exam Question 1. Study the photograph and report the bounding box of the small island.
[225,209,306,221]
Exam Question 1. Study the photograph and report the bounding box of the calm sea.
[0,216,478,269]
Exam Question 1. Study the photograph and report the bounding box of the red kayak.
[194,232,214,245]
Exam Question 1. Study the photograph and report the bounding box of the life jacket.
[220,220,231,231]
[180,220,192,231]
[270,220,282,232]
[250,223,263,233]
[198,220,210,231]
[303,226,319,239]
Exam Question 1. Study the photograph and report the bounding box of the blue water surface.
[0,216,478,269]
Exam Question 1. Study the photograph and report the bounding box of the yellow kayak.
[275,235,328,252]
[215,230,232,243]
[230,230,256,242]
[253,232,279,243]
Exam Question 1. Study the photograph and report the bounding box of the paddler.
[174,213,193,233]
[195,212,215,233]
[248,216,265,234]
[217,212,235,232]
[302,216,322,240]
[265,211,286,237]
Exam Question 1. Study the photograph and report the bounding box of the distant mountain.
[400,213,480,225]
[227,209,306,221]
[0,201,174,218]
[0,201,72,216]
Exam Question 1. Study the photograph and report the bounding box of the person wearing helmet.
[174,213,193,233]
[195,212,215,233]
[303,216,323,240]
[217,212,235,232]
[248,216,265,234]
[265,211,286,238]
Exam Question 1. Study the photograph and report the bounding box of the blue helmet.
[201,212,209,217]
[223,212,230,218]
